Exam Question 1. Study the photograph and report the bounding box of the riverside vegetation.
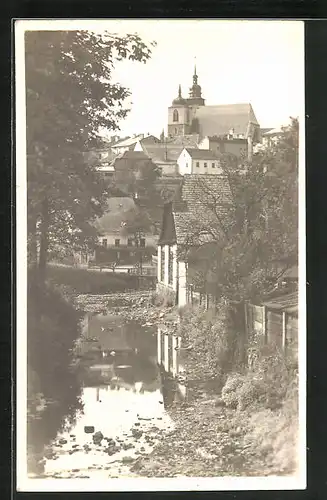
[27,268,299,477]
[137,300,299,477]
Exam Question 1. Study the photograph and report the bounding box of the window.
[168,246,173,285]
[127,238,133,247]
[140,238,146,248]
[102,239,107,248]
[160,247,165,282]
[212,162,215,168]
[173,109,179,122]
[196,161,200,168]
[204,162,207,168]
[115,239,120,247]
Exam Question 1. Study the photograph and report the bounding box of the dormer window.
[173,109,179,122]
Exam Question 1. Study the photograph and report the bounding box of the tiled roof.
[184,148,220,160]
[172,174,233,245]
[195,103,259,138]
[166,135,200,148]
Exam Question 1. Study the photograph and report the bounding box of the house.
[111,134,159,156]
[134,142,182,176]
[198,135,249,159]
[83,148,115,177]
[167,66,260,159]
[177,148,223,175]
[156,174,233,306]
[261,127,284,147]
[93,197,158,266]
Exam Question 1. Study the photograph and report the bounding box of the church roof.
[195,103,259,138]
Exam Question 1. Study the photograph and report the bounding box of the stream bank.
[36,291,297,479]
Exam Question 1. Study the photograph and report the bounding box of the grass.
[46,265,153,294]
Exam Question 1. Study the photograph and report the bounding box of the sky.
[18,19,304,139]
[107,20,304,139]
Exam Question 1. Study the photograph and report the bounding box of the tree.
[25,30,156,282]
[179,118,299,302]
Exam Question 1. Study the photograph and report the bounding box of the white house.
[156,174,233,306]
[177,148,223,176]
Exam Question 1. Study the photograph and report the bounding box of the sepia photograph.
[15,19,305,491]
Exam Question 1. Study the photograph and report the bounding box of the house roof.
[159,174,233,245]
[260,127,274,135]
[166,135,200,148]
[184,148,220,160]
[94,197,136,233]
[262,127,283,136]
[142,143,184,162]
[262,291,298,315]
[114,150,152,161]
[195,103,259,139]
[112,134,158,149]
[281,265,298,280]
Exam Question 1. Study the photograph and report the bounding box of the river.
[35,310,184,479]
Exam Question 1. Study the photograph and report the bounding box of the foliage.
[27,275,84,465]
[243,381,298,474]
[221,343,297,411]
[25,30,155,277]
[178,301,243,383]
[179,118,299,302]
[121,205,155,237]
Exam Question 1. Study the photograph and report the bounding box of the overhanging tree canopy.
[25,30,156,277]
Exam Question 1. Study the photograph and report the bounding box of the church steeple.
[193,64,198,85]
[172,84,187,105]
[187,62,205,105]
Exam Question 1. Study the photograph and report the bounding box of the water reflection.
[156,326,188,409]
[41,312,175,479]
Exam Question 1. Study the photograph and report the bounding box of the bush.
[177,300,243,385]
[221,343,298,412]
[27,276,84,470]
[220,343,299,475]
[221,373,245,408]
[243,383,298,474]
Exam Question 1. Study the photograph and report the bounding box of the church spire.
[193,61,198,85]
[187,60,205,106]
[178,83,182,98]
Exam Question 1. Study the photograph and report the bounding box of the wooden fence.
[245,294,298,356]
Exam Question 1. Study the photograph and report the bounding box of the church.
[167,66,261,159]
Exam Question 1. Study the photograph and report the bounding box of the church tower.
[168,84,189,138]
